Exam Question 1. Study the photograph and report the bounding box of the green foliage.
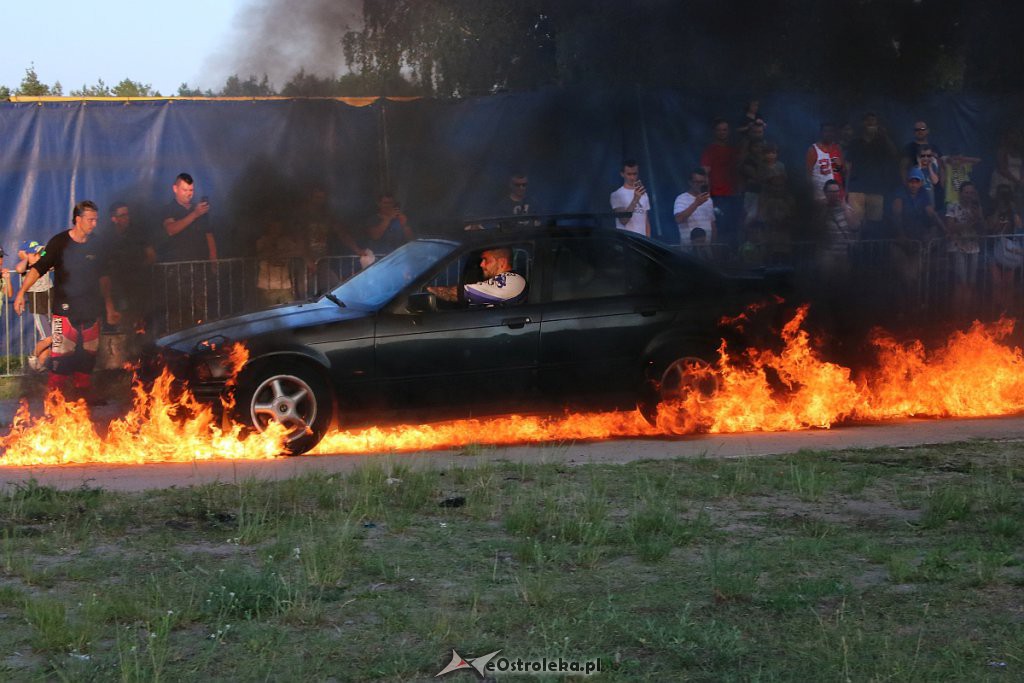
[70,79,109,96]
[330,0,1017,97]
[221,74,275,97]
[6,3,1024,99]
[921,485,974,528]
[177,82,215,97]
[2,443,1024,680]
[16,65,52,96]
[2,478,104,523]
[204,566,294,620]
[71,78,158,97]
[341,0,557,97]
[275,68,418,97]
[23,596,91,653]
[112,78,159,97]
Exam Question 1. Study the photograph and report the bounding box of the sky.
[0,0,250,95]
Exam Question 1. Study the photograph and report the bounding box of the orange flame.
[658,306,1024,435]
[0,345,286,467]
[2,309,1023,466]
[310,410,657,455]
[858,317,1024,420]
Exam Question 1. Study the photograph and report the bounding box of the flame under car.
[155,221,781,454]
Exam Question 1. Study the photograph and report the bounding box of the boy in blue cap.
[13,239,52,371]
[889,167,944,316]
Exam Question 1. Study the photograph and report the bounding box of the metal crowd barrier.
[922,234,1024,321]
[153,257,260,334]
[0,269,158,377]
[0,255,368,377]
[3,239,1023,377]
[681,235,1024,324]
[0,279,50,377]
[150,255,367,334]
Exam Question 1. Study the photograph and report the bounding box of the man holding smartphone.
[158,172,217,331]
[366,193,414,253]
[610,159,651,237]
[161,172,216,263]
[673,169,716,249]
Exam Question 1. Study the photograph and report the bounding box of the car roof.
[419,212,643,245]
[414,212,751,279]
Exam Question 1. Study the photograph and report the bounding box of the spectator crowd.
[4,101,1024,384]
[610,103,1024,324]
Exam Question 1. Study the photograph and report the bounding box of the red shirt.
[700,143,739,196]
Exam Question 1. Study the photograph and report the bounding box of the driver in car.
[427,247,527,305]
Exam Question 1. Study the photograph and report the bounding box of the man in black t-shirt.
[14,200,119,400]
[160,173,216,263]
[494,172,540,228]
[157,172,217,332]
[846,113,900,238]
[99,201,156,335]
[499,173,532,217]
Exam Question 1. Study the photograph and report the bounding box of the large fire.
[1,307,1023,466]
[0,344,288,467]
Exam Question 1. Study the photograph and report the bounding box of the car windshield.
[326,240,457,310]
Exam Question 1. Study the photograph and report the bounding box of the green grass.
[0,441,1023,680]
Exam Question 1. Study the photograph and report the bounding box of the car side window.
[623,247,672,295]
[551,239,669,301]
[421,243,533,305]
[426,256,467,289]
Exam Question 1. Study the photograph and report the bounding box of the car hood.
[157,299,372,352]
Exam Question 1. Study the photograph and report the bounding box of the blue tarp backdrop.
[0,88,1013,256]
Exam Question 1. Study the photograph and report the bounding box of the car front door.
[373,243,541,412]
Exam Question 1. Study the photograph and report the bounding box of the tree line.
[0,65,399,99]
[3,0,1024,100]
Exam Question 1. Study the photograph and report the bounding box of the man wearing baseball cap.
[892,167,942,242]
[890,167,943,315]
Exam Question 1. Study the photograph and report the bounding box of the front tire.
[235,361,333,455]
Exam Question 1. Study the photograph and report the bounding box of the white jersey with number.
[809,144,837,199]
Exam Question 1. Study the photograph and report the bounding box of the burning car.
[155,218,782,454]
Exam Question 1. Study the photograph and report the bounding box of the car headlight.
[192,335,234,382]
[193,335,232,354]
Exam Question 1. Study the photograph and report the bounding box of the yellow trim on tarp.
[7,96,422,106]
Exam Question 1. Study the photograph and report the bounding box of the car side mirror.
[407,291,438,313]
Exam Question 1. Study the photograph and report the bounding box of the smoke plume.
[205,0,362,91]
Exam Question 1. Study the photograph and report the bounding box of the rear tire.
[234,360,332,455]
[639,356,719,430]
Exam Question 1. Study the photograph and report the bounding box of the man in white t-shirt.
[610,159,650,237]
[673,169,716,248]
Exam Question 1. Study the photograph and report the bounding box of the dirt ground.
[2,411,1022,492]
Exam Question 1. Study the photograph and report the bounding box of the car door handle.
[502,316,531,329]
[635,306,659,317]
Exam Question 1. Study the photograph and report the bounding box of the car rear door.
[537,235,678,398]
